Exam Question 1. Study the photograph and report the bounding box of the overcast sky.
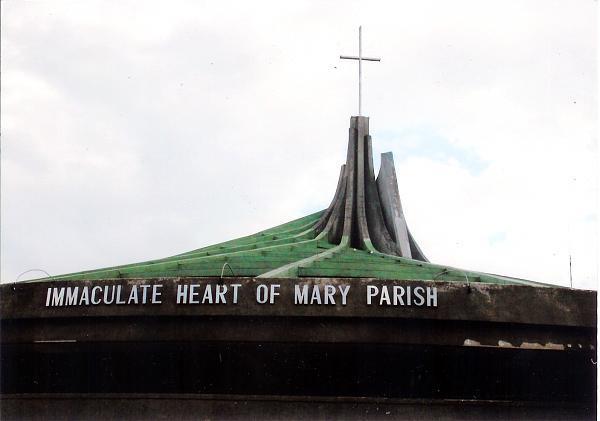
[1,1,597,289]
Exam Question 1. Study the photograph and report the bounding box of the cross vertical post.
[340,26,380,117]
[359,26,362,116]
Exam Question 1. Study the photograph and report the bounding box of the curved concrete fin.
[313,164,346,233]
[312,116,427,260]
[316,167,347,244]
[408,228,429,262]
[326,175,347,244]
[364,135,398,254]
[341,126,357,243]
[353,117,375,251]
[376,152,413,258]
[312,129,354,246]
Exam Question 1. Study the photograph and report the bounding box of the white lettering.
[65,287,79,306]
[231,284,241,304]
[324,285,336,305]
[152,285,162,304]
[379,286,391,306]
[128,285,139,304]
[91,286,102,305]
[413,286,425,306]
[393,286,405,305]
[79,287,90,305]
[140,285,151,304]
[51,287,65,306]
[310,285,322,305]
[215,285,227,304]
[103,286,116,304]
[427,287,438,307]
[116,285,126,304]
[366,285,378,305]
[294,285,309,304]
[176,284,188,304]
[202,285,213,304]
[189,284,200,304]
[39,282,437,309]
[256,284,268,304]
[269,284,280,304]
[45,288,52,307]
[338,285,350,306]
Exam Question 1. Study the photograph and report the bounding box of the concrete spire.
[312,116,428,261]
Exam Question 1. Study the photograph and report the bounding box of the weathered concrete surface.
[314,165,346,233]
[365,135,398,254]
[1,394,595,420]
[377,151,413,258]
[1,278,595,419]
[309,116,428,260]
[2,313,594,349]
[1,277,595,327]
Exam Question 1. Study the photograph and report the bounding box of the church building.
[1,28,596,420]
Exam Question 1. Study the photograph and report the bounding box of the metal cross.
[340,26,381,116]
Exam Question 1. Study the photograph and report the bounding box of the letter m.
[294,285,309,305]
[65,287,79,306]
[51,287,66,306]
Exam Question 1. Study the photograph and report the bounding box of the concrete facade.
[1,278,596,419]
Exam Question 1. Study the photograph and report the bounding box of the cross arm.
[340,55,381,62]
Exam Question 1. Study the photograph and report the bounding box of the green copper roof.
[42,210,544,286]
[32,116,548,287]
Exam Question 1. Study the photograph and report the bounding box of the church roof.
[35,116,547,287]
[46,209,540,286]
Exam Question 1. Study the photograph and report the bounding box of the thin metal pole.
[339,26,379,116]
[569,255,573,288]
[358,26,362,116]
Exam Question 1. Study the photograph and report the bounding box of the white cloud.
[1,0,596,289]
